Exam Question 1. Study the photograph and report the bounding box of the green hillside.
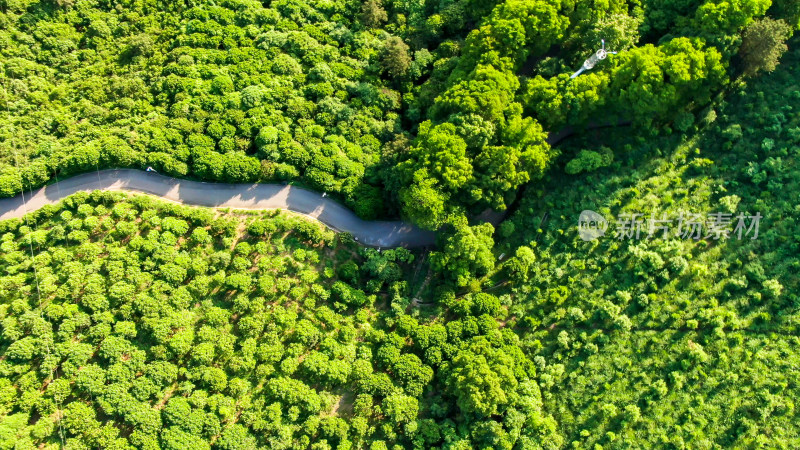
[1,0,800,448]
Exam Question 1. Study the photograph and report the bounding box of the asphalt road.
[0,169,436,248]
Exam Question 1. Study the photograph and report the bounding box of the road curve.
[0,169,436,248]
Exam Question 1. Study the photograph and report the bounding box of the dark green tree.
[361,0,388,28]
[383,36,412,78]
[739,18,793,76]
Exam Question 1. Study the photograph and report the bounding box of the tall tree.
[444,337,519,418]
[383,36,412,78]
[361,0,388,28]
[739,17,793,76]
[398,121,473,193]
[431,222,496,287]
[398,173,450,230]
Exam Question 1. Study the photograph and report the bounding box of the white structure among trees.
[571,39,618,79]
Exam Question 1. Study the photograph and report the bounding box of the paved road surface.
[0,169,436,248]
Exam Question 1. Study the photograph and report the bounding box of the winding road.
[0,169,436,248]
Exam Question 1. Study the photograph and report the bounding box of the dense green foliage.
[3,0,794,228]
[493,42,800,447]
[0,192,425,448]
[2,0,800,448]
[0,0,417,217]
[0,192,563,449]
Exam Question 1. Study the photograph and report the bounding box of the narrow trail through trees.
[0,169,435,248]
[0,124,633,248]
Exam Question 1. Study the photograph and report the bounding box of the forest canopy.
[2,0,795,226]
[1,0,800,448]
